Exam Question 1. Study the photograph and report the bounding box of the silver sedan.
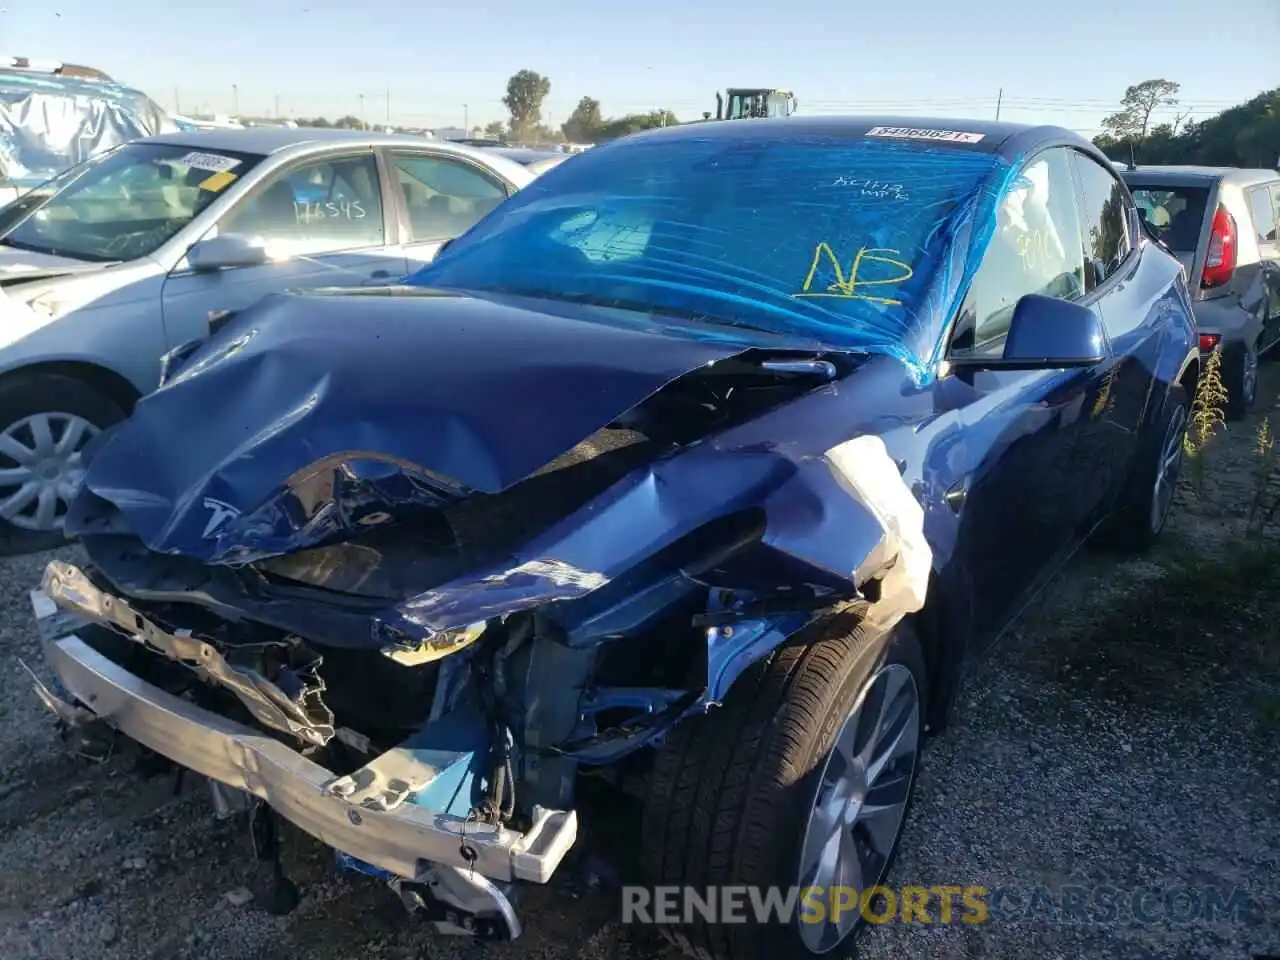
[0,127,533,548]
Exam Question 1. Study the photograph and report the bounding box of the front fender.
[0,286,165,395]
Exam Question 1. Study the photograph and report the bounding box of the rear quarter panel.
[1112,237,1198,406]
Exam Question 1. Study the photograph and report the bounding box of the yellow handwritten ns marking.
[795,242,915,306]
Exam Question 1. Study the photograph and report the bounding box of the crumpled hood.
[68,288,755,563]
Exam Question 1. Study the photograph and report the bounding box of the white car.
[0,127,534,548]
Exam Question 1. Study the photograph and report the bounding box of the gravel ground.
[1,372,1278,960]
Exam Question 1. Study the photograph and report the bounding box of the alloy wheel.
[1244,344,1259,407]
[0,412,99,532]
[1150,403,1188,534]
[795,662,921,953]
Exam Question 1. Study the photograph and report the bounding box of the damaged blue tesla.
[31,116,1197,959]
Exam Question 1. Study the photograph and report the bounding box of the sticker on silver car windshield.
[865,126,985,144]
[179,152,243,173]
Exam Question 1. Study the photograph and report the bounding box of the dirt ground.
[1,371,1278,960]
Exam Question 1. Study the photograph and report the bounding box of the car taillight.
[1200,205,1237,289]
[1199,333,1221,352]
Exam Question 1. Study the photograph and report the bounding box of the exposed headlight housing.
[380,621,487,666]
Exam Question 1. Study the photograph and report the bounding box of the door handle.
[944,479,967,514]
[361,270,395,288]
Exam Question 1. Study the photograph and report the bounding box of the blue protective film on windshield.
[406,134,1008,375]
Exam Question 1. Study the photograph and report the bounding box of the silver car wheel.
[1150,402,1188,534]
[796,662,920,954]
[0,412,99,532]
[1243,344,1259,407]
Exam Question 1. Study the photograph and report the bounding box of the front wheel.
[641,615,927,960]
[0,374,125,553]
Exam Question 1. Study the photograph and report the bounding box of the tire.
[641,614,927,960]
[1224,339,1258,422]
[0,373,126,554]
[1094,383,1189,553]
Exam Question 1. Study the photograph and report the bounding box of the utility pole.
[274,94,280,119]
[232,84,239,118]
[995,87,1003,121]
[385,86,391,126]
[359,93,366,130]
[463,104,469,132]
[174,88,181,114]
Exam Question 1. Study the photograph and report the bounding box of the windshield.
[1126,183,1210,254]
[0,142,264,262]
[404,134,1003,360]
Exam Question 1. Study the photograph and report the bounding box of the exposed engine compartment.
[69,350,851,785]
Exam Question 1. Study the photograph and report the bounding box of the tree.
[1092,86,1279,168]
[1101,79,1181,142]
[332,115,363,129]
[483,120,505,139]
[502,69,551,141]
[595,109,680,142]
[562,96,603,142]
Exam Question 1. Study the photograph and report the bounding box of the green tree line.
[500,69,680,144]
[1093,79,1279,168]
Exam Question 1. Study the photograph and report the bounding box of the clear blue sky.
[4,0,1277,132]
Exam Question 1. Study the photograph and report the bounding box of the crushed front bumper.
[29,578,578,887]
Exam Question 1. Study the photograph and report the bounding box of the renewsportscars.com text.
[621,884,1251,926]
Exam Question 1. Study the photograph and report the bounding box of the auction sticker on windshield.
[865,126,985,144]
[179,152,243,173]
[198,170,239,192]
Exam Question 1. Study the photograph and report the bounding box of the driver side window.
[217,152,384,256]
[390,151,508,244]
[949,148,1087,360]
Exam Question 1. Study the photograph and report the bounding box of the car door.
[159,149,406,347]
[384,149,514,273]
[939,147,1111,643]
[1246,182,1280,346]
[1068,150,1164,520]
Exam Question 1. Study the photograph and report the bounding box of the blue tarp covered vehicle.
[0,61,179,204]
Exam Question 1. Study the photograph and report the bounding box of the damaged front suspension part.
[42,562,335,747]
[392,866,521,940]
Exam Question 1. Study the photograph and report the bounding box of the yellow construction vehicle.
[706,88,797,121]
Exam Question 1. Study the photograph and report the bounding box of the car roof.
[137,126,448,154]
[487,147,565,164]
[130,126,536,184]
[1121,165,1280,187]
[621,115,1095,161]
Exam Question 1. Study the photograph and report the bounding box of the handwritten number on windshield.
[794,242,915,306]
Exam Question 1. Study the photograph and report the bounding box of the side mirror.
[954,294,1106,370]
[187,234,270,272]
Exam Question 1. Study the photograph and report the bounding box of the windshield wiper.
[0,238,108,263]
